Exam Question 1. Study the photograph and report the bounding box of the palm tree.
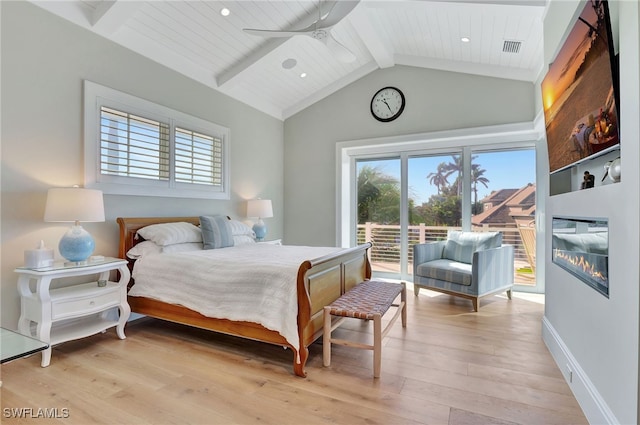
[357,165,399,224]
[427,162,449,194]
[471,164,490,210]
[443,155,466,196]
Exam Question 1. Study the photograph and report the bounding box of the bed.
[117,216,372,377]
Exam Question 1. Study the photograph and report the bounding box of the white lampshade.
[44,187,105,223]
[246,199,273,219]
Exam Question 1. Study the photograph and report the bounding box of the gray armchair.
[412,231,514,311]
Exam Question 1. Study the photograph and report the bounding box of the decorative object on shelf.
[602,157,621,183]
[247,199,273,241]
[581,171,595,189]
[609,157,621,182]
[24,240,54,268]
[370,86,405,122]
[44,186,105,264]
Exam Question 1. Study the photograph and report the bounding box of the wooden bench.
[323,280,407,378]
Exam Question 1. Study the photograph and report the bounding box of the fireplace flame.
[554,250,608,284]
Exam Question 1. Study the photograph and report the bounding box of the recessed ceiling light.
[300,72,307,78]
[220,8,230,17]
[461,37,470,43]
[282,58,297,69]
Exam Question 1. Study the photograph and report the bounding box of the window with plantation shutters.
[100,107,170,181]
[174,128,223,187]
[84,81,230,199]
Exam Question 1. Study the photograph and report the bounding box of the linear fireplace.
[552,216,609,297]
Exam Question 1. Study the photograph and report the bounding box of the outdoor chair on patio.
[413,231,514,311]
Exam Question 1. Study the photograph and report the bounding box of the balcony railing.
[357,223,535,284]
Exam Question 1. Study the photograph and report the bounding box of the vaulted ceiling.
[31,0,546,120]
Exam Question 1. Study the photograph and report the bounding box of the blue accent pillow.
[199,215,234,249]
[443,231,502,264]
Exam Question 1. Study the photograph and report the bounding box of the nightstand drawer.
[51,290,119,320]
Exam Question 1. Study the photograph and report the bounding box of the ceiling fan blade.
[243,28,312,38]
[319,1,360,28]
[325,32,356,63]
[244,0,360,37]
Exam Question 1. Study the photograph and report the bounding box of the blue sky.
[357,149,536,205]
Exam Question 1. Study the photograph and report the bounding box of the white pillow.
[233,235,256,246]
[127,241,162,259]
[127,241,204,259]
[162,242,204,253]
[136,222,202,246]
[228,219,256,238]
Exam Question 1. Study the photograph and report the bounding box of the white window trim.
[84,80,230,199]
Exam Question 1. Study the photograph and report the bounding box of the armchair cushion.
[416,259,472,286]
[443,231,502,264]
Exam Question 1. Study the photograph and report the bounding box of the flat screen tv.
[542,0,619,174]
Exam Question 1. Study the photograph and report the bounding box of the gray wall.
[0,2,284,328]
[283,65,535,246]
[541,1,640,424]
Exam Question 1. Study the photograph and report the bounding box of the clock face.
[370,87,405,122]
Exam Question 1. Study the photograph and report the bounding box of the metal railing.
[357,223,535,283]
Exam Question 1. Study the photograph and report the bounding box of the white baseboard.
[542,316,618,424]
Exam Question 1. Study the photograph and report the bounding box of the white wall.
[0,2,284,329]
[542,1,640,424]
[283,65,535,246]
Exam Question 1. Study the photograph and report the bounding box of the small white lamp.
[44,187,105,264]
[247,199,273,241]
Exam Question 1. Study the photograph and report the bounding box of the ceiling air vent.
[503,40,522,54]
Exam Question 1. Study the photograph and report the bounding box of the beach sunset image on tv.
[542,0,618,173]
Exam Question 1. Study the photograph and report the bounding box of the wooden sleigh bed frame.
[117,216,372,377]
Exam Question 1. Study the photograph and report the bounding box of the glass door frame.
[337,123,544,292]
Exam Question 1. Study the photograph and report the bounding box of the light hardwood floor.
[1,286,587,425]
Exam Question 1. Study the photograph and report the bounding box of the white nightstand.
[15,257,131,367]
[258,239,282,245]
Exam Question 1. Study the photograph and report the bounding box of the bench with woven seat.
[323,280,406,378]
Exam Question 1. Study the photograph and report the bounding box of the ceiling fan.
[243,1,359,63]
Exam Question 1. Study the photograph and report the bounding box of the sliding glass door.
[471,149,537,286]
[354,147,537,289]
[407,154,462,275]
[356,157,401,273]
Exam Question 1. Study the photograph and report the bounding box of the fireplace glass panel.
[552,217,609,297]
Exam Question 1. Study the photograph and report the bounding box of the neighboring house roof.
[472,183,536,226]
[478,189,519,205]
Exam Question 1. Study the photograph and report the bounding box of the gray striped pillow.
[199,215,234,249]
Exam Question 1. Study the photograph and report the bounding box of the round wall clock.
[370,86,405,122]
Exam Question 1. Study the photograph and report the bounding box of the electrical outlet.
[566,364,573,383]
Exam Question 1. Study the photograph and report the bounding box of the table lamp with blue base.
[58,223,97,263]
[44,187,105,265]
[247,199,273,242]
[252,219,268,241]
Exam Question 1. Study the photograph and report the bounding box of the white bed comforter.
[129,244,341,354]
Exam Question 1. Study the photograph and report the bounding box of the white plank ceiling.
[31,0,546,120]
